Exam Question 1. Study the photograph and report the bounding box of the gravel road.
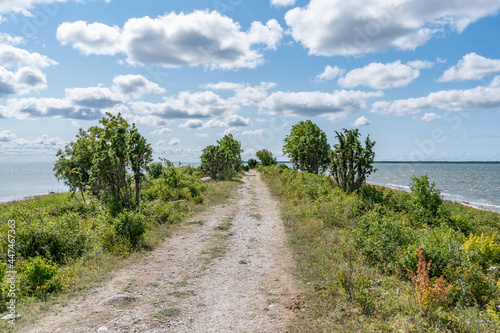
[26,170,299,333]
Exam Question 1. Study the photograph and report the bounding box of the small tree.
[54,128,96,202]
[282,120,330,174]
[54,113,152,210]
[330,128,375,193]
[256,149,277,166]
[200,134,243,180]
[247,158,258,169]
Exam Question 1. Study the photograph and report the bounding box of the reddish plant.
[407,249,452,315]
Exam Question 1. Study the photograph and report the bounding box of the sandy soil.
[25,170,299,333]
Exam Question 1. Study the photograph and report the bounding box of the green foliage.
[14,211,89,263]
[463,233,500,268]
[54,113,153,211]
[113,210,146,248]
[256,149,277,166]
[330,128,376,193]
[53,128,95,201]
[201,134,243,180]
[400,225,464,279]
[18,257,67,298]
[247,158,258,169]
[259,164,500,331]
[142,159,207,203]
[354,210,414,271]
[282,120,330,174]
[148,162,164,179]
[447,259,499,307]
[408,174,448,224]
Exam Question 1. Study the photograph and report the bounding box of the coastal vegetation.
[200,133,244,180]
[1,115,499,332]
[260,165,500,332]
[0,116,240,329]
[282,120,330,174]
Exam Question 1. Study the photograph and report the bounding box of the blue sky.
[0,0,499,162]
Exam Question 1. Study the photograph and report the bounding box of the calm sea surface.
[367,162,500,212]
[0,161,499,213]
[0,160,68,202]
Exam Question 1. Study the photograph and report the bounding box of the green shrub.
[114,210,146,248]
[399,225,464,279]
[18,257,67,298]
[247,158,258,169]
[0,263,7,312]
[15,212,89,263]
[354,210,414,271]
[408,174,448,225]
[148,162,164,179]
[447,258,498,307]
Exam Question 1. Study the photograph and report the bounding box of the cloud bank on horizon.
[0,0,499,161]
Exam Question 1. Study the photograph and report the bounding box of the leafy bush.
[148,162,164,179]
[354,210,414,271]
[201,134,243,180]
[15,212,89,263]
[256,149,277,166]
[446,258,499,307]
[408,174,448,224]
[400,225,464,279]
[18,257,68,298]
[282,120,330,174]
[247,158,258,169]
[113,210,146,248]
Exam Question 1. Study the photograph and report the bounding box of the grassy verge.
[0,168,238,331]
[259,165,500,332]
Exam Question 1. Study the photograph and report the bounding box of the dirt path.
[26,170,299,333]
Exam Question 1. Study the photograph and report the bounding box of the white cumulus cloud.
[284,0,500,56]
[179,119,204,129]
[338,61,419,89]
[150,128,171,136]
[0,130,17,142]
[421,112,442,122]
[351,116,371,127]
[438,53,500,82]
[112,74,164,98]
[57,11,283,70]
[57,21,123,56]
[407,60,435,69]
[0,66,47,97]
[260,90,382,119]
[242,129,264,136]
[169,137,181,146]
[315,65,345,82]
[0,44,57,68]
[372,76,500,115]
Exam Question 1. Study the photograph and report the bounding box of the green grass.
[259,165,500,333]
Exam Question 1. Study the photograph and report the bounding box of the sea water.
[0,160,68,202]
[367,162,500,212]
